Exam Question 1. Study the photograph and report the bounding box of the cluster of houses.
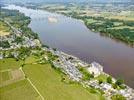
[47,48,134,100]
[0,49,22,60]
[84,79,134,100]
[0,19,41,50]
[1,33,41,49]
[0,35,41,59]
[49,49,82,81]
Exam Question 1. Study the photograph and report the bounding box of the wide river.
[4,5,134,88]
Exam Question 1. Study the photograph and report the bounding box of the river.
[4,5,134,88]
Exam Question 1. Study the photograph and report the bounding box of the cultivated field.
[0,58,41,100]
[0,56,104,100]
[0,21,10,36]
[0,58,23,70]
[0,79,40,100]
[0,58,24,87]
[23,64,104,100]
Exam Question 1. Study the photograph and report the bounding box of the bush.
[98,79,103,84]
[42,44,49,48]
[111,94,126,100]
[78,67,93,80]
[89,88,97,93]
[115,79,124,86]
[112,83,118,89]
[0,41,10,48]
[107,76,112,84]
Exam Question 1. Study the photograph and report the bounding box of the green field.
[0,58,23,70]
[0,58,40,100]
[0,20,10,36]
[95,74,108,82]
[23,64,104,100]
[0,57,104,100]
[25,55,39,64]
[109,26,134,30]
[0,79,40,100]
[85,19,97,24]
[0,71,11,82]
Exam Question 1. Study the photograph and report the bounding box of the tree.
[42,44,49,48]
[99,79,103,84]
[14,37,23,44]
[107,76,112,84]
[115,79,124,86]
[53,48,57,51]
[1,41,10,48]
[112,83,117,89]
[18,47,31,60]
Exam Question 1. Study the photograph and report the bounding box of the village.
[44,47,134,100]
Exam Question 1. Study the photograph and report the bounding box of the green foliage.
[95,74,108,83]
[1,8,39,39]
[115,79,124,86]
[77,15,134,45]
[119,84,126,89]
[78,66,93,80]
[111,94,126,100]
[112,83,118,89]
[107,76,112,84]
[89,88,98,94]
[42,44,49,48]
[96,88,105,95]
[98,79,103,84]
[14,37,24,44]
[114,78,127,89]
[45,51,58,61]
[112,78,126,89]
[17,47,31,60]
[0,41,10,48]
[53,48,57,51]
